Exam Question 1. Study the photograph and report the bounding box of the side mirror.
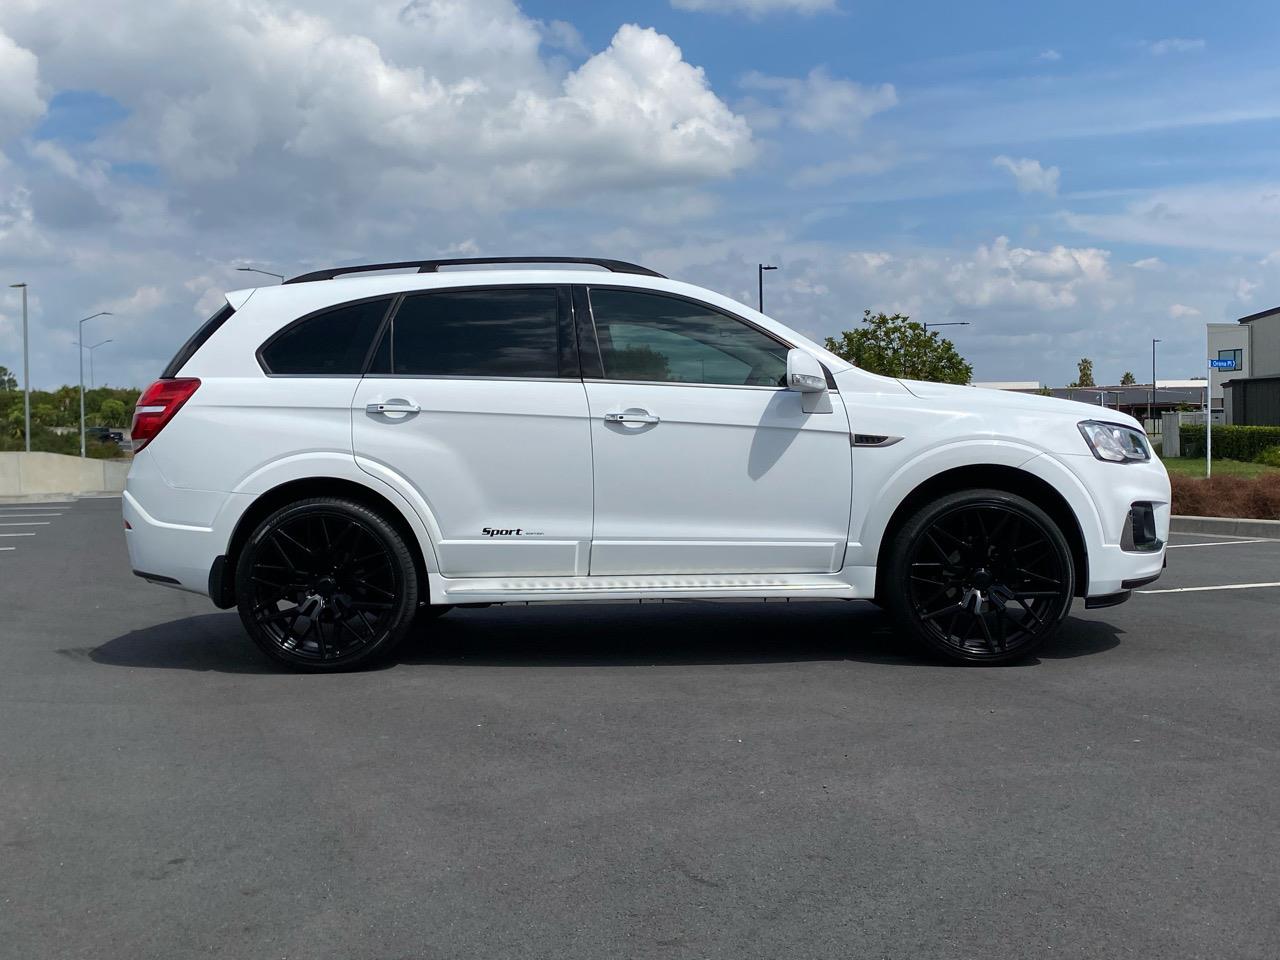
[786,349,827,392]
[786,349,832,413]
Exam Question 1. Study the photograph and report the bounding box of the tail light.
[131,378,201,452]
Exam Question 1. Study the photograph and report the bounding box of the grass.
[1159,456,1280,479]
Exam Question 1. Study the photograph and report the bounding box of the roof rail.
[284,256,666,285]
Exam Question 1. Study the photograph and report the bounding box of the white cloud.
[1132,257,1164,270]
[670,0,838,15]
[993,155,1060,196]
[1147,38,1205,56]
[1168,303,1200,318]
[1062,183,1280,254]
[1038,49,1062,62]
[0,29,44,143]
[741,68,897,135]
[0,3,753,215]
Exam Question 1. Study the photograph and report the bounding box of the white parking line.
[1166,539,1267,549]
[0,522,50,527]
[0,547,14,552]
[1172,530,1259,538]
[1140,581,1280,595]
[0,532,36,537]
[0,513,62,519]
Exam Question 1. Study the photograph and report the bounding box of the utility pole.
[923,321,971,332]
[9,283,29,452]
[87,339,113,389]
[758,264,777,313]
[1149,338,1161,429]
[78,312,112,457]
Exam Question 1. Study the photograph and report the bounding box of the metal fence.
[1225,376,1280,426]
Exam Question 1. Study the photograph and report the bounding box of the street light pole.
[87,338,113,389]
[236,266,284,283]
[1149,338,1161,429]
[9,283,29,452]
[78,311,112,457]
[758,264,777,313]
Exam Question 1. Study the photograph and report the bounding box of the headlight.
[1078,420,1150,463]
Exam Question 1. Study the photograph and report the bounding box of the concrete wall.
[0,452,130,496]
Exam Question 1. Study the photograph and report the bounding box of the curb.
[1170,514,1280,539]
[0,492,121,504]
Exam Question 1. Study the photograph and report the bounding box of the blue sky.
[1,0,1278,389]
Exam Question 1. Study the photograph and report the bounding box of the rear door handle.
[366,401,421,415]
[604,411,660,425]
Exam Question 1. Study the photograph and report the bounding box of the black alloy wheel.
[885,489,1075,665]
[235,497,418,671]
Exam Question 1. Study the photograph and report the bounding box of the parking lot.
[2,496,1279,959]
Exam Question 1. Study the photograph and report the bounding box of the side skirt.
[428,570,868,605]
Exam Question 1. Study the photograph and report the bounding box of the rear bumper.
[123,489,222,597]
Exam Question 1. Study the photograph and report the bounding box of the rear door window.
[374,287,563,378]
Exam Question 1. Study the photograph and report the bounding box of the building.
[1211,306,1280,425]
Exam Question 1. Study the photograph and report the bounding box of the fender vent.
[852,434,903,447]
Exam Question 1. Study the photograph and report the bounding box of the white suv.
[124,256,1169,670]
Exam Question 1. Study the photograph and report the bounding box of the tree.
[0,365,16,392]
[1071,358,1095,388]
[96,398,128,426]
[824,310,973,384]
[1120,371,1137,386]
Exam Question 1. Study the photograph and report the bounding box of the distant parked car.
[86,425,124,444]
[124,256,1170,671]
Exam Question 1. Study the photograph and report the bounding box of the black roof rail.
[284,256,666,285]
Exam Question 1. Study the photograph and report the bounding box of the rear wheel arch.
[873,464,1088,600]
[214,477,431,609]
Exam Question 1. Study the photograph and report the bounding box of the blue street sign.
[1209,359,1237,369]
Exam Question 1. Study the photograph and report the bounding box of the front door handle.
[366,401,421,415]
[604,411,660,425]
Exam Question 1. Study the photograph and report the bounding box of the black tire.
[235,497,419,672]
[883,488,1075,665]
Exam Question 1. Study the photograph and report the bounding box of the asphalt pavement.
[2,497,1279,959]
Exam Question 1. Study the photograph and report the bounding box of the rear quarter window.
[259,297,394,375]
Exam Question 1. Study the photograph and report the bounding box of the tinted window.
[385,288,560,377]
[589,289,787,387]
[162,304,234,378]
[260,298,391,375]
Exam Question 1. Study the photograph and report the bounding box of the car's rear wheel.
[883,489,1075,665]
[235,497,418,672]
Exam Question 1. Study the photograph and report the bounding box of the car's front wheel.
[883,488,1076,665]
[235,497,419,672]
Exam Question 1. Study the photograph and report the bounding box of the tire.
[235,497,419,672]
[883,488,1075,665]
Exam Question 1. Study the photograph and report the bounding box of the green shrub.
[1257,446,1280,469]
[1179,424,1280,460]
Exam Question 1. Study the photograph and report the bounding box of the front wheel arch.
[873,464,1087,602]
